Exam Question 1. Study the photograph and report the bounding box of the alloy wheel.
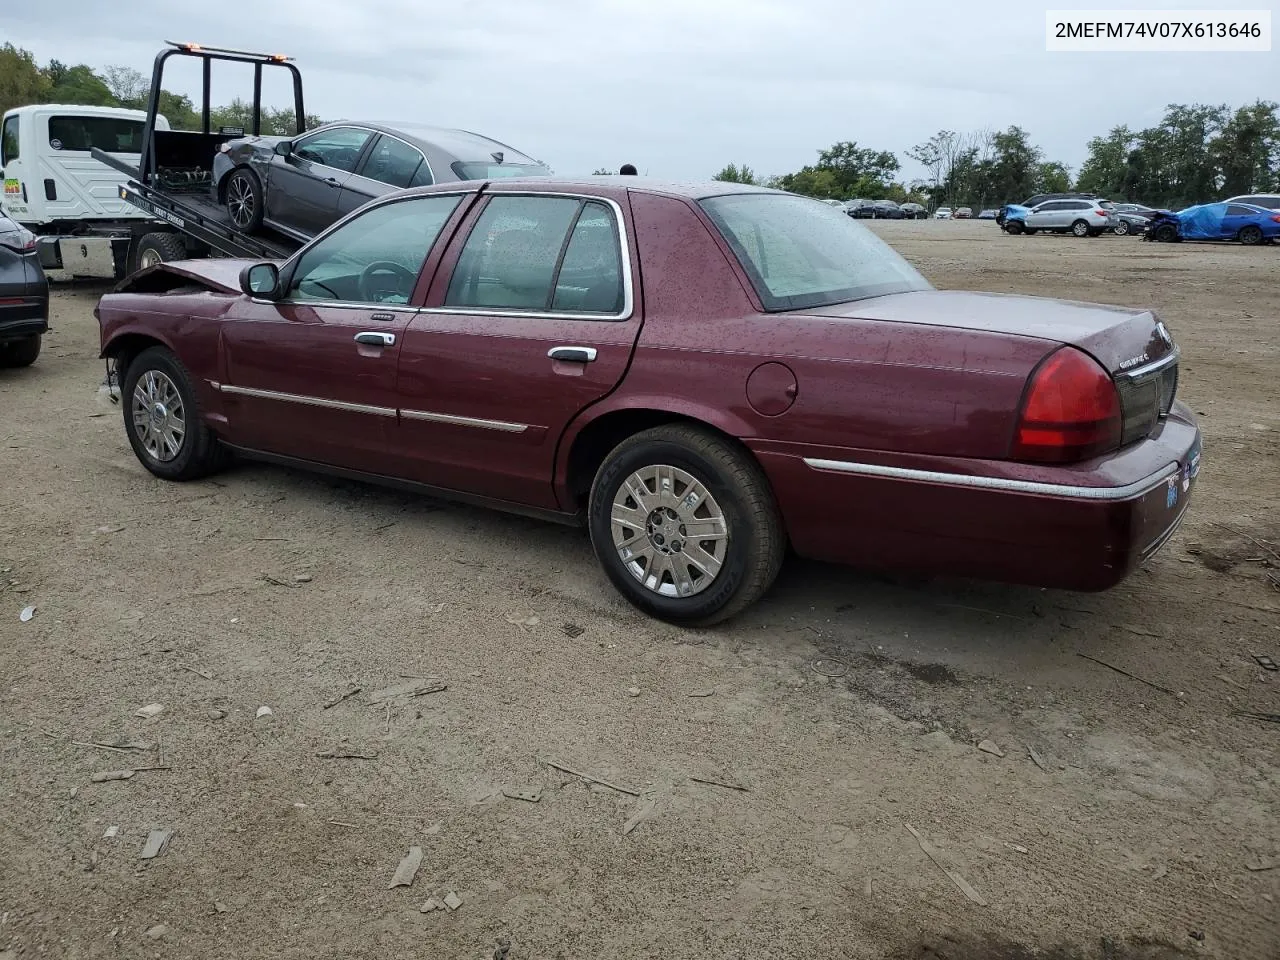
[610,464,728,598]
[131,369,186,462]
[228,175,256,229]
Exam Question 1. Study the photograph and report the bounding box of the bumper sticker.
[1166,477,1179,509]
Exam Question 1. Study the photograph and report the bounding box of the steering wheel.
[358,261,418,304]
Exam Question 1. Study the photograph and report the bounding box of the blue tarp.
[1173,202,1229,240]
[1004,203,1031,223]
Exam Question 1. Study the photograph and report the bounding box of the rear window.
[700,193,931,312]
[47,116,144,153]
[450,161,551,181]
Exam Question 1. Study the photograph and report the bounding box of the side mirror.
[240,262,282,300]
[274,140,294,157]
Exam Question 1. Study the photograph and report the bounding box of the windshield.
[451,161,551,181]
[47,115,144,153]
[699,193,931,312]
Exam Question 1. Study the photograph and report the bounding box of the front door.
[219,192,469,474]
[395,193,642,508]
[266,126,373,236]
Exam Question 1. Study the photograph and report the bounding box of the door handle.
[547,346,597,363]
[324,177,341,187]
[355,332,395,346]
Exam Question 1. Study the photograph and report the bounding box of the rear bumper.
[0,297,49,341]
[754,404,1202,591]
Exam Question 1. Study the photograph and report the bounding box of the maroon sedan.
[96,179,1201,625]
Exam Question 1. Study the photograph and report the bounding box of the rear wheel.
[132,232,187,273]
[0,335,41,368]
[588,425,785,626]
[225,168,265,232]
[122,346,228,481]
[1238,225,1264,246]
[1071,219,1090,237]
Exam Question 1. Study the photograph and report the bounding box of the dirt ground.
[1,221,1277,960]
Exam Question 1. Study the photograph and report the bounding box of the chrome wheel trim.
[610,464,729,598]
[131,369,186,462]
[228,175,255,228]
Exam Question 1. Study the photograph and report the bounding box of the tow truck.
[88,41,311,274]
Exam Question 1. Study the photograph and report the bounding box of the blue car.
[1145,202,1280,245]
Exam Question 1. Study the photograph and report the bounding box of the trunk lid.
[800,290,1180,449]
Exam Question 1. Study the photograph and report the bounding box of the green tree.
[47,64,116,106]
[815,140,899,196]
[0,43,52,115]
[778,167,840,198]
[712,163,758,184]
[1035,161,1072,194]
[591,168,612,175]
[1209,100,1280,195]
[1076,126,1133,198]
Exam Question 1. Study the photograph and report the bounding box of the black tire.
[225,168,265,232]
[1071,219,1090,237]
[587,425,785,626]
[1005,221,1024,235]
[0,335,41,368]
[1238,225,1264,246]
[121,346,228,481]
[1088,229,1103,237]
[1114,220,1130,236]
[132,232,187,273]
[1153,223,1178,243]
[1024,227,1038,235]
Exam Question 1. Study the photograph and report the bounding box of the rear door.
[1223,204,1256,238]
[218,192,470,474]
[335,133,433,222]
[265,126,373,236]
[394,191,642,509]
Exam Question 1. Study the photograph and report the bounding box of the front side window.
[359,135,427,189]
[294,127,372,173]
[47,115,144,153]
[700,193,930,311]
[286,194,462,304]
[445,195,624,314]
[1,114,19,165]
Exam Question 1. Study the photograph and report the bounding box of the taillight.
[1012,347,1122,463]
[1094,209,1107,217]
[1271,215,1280,223]
[0,228,38,253]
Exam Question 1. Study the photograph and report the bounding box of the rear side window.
[445,195,625,315]
[359,135,427,189]
[1226,204,1255,216]
[47,116,144,153]
[1,114,18,165]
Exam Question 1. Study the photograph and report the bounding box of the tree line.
[1,43,323,136]
[714,101,1279,210]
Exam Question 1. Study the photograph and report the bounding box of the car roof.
[313,120,544,166]
[398,175,782,201]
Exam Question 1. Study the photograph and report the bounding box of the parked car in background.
[1145,202,1280,245]
[213,121,550,242]
[1011,198,1113,237]
[847,199,877,219]
[1224,193,1280,210]
[95,178,1201,625]
[900,202,926,219]
[0,210,48,367]
[954,207,973,219]
[1110,205,1156,236]
[933,207,953,219]
[870,200,905,219]
[977,209,998,220]
[819,198,844,207]
[1021,191,1099,209]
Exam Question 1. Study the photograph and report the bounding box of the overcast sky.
[7,0,1275,181]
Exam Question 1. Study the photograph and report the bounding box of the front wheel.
[588,425,785,626]
[1114,220,1130,236]
[1153,223,1178,243]
[1238,225,1264,246]
[0,335,41,368]
[225,168,264,232]
[1005,221,1024,235]
[122,346,228,481]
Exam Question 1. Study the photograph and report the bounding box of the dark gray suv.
[212,122,550,241]
[0,212,49,368]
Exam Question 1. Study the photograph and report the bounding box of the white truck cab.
[1,105,170,280]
